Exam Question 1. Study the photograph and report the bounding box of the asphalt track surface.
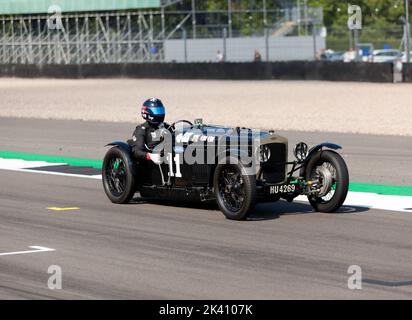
[0,118,412,299]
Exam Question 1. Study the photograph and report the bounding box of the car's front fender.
[105,141,132,154]
[299,142,342,177]
[105,141,138,176]
[307,142,342,159]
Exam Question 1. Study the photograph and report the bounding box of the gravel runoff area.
[0,78,411,136]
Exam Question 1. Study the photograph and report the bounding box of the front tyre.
[102,147,137,204]
[305,150,349,213]
[213,162,256,220]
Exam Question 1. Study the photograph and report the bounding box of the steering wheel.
[167,120,194,133]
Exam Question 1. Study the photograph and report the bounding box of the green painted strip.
[349,183,412,197]
[1,150,412,196]
[0,151,102,169]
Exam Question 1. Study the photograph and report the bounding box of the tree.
[309,0,405,27]
[309,0,407,50]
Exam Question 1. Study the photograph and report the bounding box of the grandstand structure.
[0,0,184,64]
[0,0,322,64]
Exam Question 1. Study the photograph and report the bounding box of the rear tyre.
[213,162,256,220]
[102,147,137,204]
[305,150,349,213]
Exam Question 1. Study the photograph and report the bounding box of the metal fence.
[326,26,404,52]
[164,33,325,62]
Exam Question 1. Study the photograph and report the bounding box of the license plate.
[269,184,296,194]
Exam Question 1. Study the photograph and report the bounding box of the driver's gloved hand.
[146,153,163,165]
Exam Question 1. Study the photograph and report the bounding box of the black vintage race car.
[102,119,349,220]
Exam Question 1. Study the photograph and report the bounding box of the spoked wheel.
[305,150,349,213]
[219,166,246,211]
[102,147,137,204]
[106,157,127,197]
[214,162,256,220]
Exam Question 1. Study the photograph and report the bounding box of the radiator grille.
[261,143,286,183]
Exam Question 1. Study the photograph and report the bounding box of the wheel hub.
[315,165,334,197]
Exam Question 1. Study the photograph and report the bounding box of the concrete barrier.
[0,62,394,82]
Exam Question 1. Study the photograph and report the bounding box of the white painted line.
[0,158,65,169]
[344,191,412,213]
[18,168,102,180]
[1,157,411,213]
[0,157,101,180]
[0,246,55,257]
[296,191,412,213]
[0,167,101,180]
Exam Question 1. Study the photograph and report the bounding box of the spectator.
[344,48,356,63]
[254,49,262,62]
[317,48,327,61]
[216,50,224,63]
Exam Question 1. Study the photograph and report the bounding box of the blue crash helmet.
[141,98,166,126]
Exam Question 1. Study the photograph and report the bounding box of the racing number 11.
[167,153,182,178]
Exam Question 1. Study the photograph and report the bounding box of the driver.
[130,98,166,165]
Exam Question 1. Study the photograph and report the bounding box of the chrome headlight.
[257,145,271,163]
[294,142,308,161]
